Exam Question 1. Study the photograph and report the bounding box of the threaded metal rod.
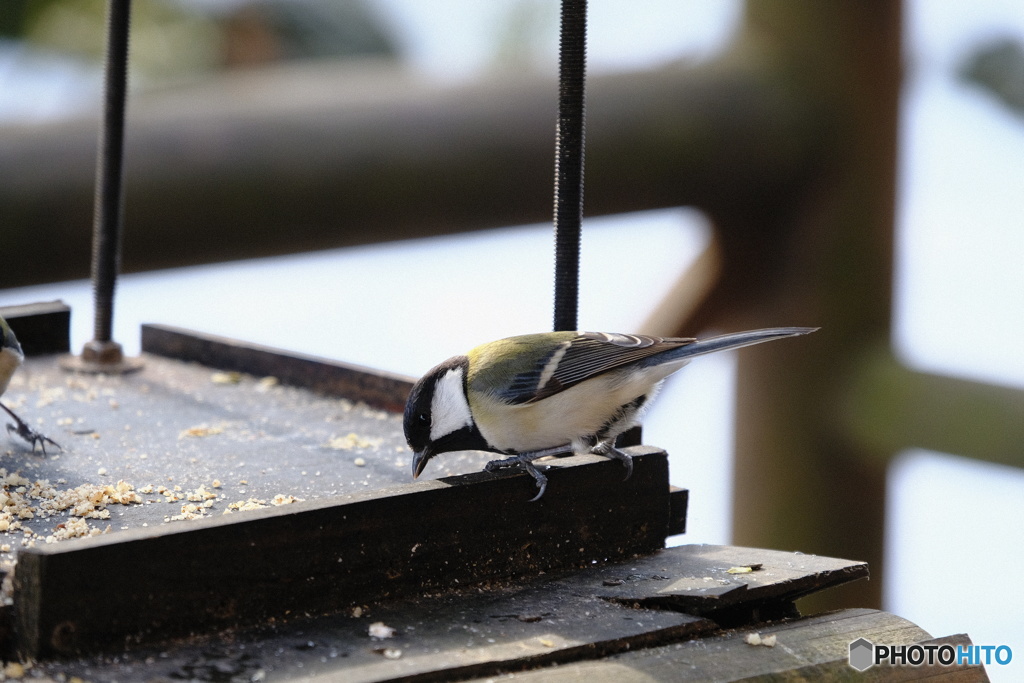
[552,0,587,332]
[91,0,131,344]
[62,0,142,373]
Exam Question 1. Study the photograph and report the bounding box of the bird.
[404,326,816,501]
[0,315,62,454]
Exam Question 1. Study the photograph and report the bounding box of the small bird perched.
[405,327,816,501]
[0,316,61,453]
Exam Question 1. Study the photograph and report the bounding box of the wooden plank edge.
[599,546,869,625]
[464,610,987,682]
[140,323,415,412]
[668,486,688,536]
[0,302,71,355]
[13,447,674,659]
[312,619,719,683]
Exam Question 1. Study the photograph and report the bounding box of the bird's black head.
[404,355,488,479]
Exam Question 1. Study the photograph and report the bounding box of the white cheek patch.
[430,367,474,442]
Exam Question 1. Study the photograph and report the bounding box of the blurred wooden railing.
[3,0,1022,613]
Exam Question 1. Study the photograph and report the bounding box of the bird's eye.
[418,413,429,424]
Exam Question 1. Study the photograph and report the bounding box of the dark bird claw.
[486,445,573,502]
[2,403,62,454]
[591,440,634,480]
[485,442,634,500]
[485,454,549,502]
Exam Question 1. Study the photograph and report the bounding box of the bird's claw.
[591,441,633,480]
[6,422,62,454]
[484,455,521,473]
[2,401,62,455]
[485,454,550,502]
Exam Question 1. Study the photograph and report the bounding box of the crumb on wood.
[179,424,225,439]
[326,433,382,451]
[368,622,396,639]
[745,632,777,648]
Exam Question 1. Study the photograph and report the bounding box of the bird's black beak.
[411,447,433,479]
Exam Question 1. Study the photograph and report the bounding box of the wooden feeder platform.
[0,302,988,681]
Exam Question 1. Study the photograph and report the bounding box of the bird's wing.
[499,332,694,405]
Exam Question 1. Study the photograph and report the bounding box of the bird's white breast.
[469,359,688,453]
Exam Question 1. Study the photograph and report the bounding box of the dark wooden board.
[667,485,688,536]
[22,546,876,683]
[0,301,71,355]
[463,609,988,682]
[24,550,714,682]
[595,544,868,623]
[141,323,415,412]
[13,447,676,658]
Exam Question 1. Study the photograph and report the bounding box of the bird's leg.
[485,444,572,502]
[591,439,633,481]
[1,402,61,455]
[484,444,571,471]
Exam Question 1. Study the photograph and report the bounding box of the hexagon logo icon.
[849,637,875,671]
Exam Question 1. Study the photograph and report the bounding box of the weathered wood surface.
[141,323,415,412]
[13,447,678,658]
[596,544,867,625]
[24,545,874,682]
[462,609,987,683]
[0,350,417,534]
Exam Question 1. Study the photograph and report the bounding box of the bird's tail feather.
[650,327,818,364]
